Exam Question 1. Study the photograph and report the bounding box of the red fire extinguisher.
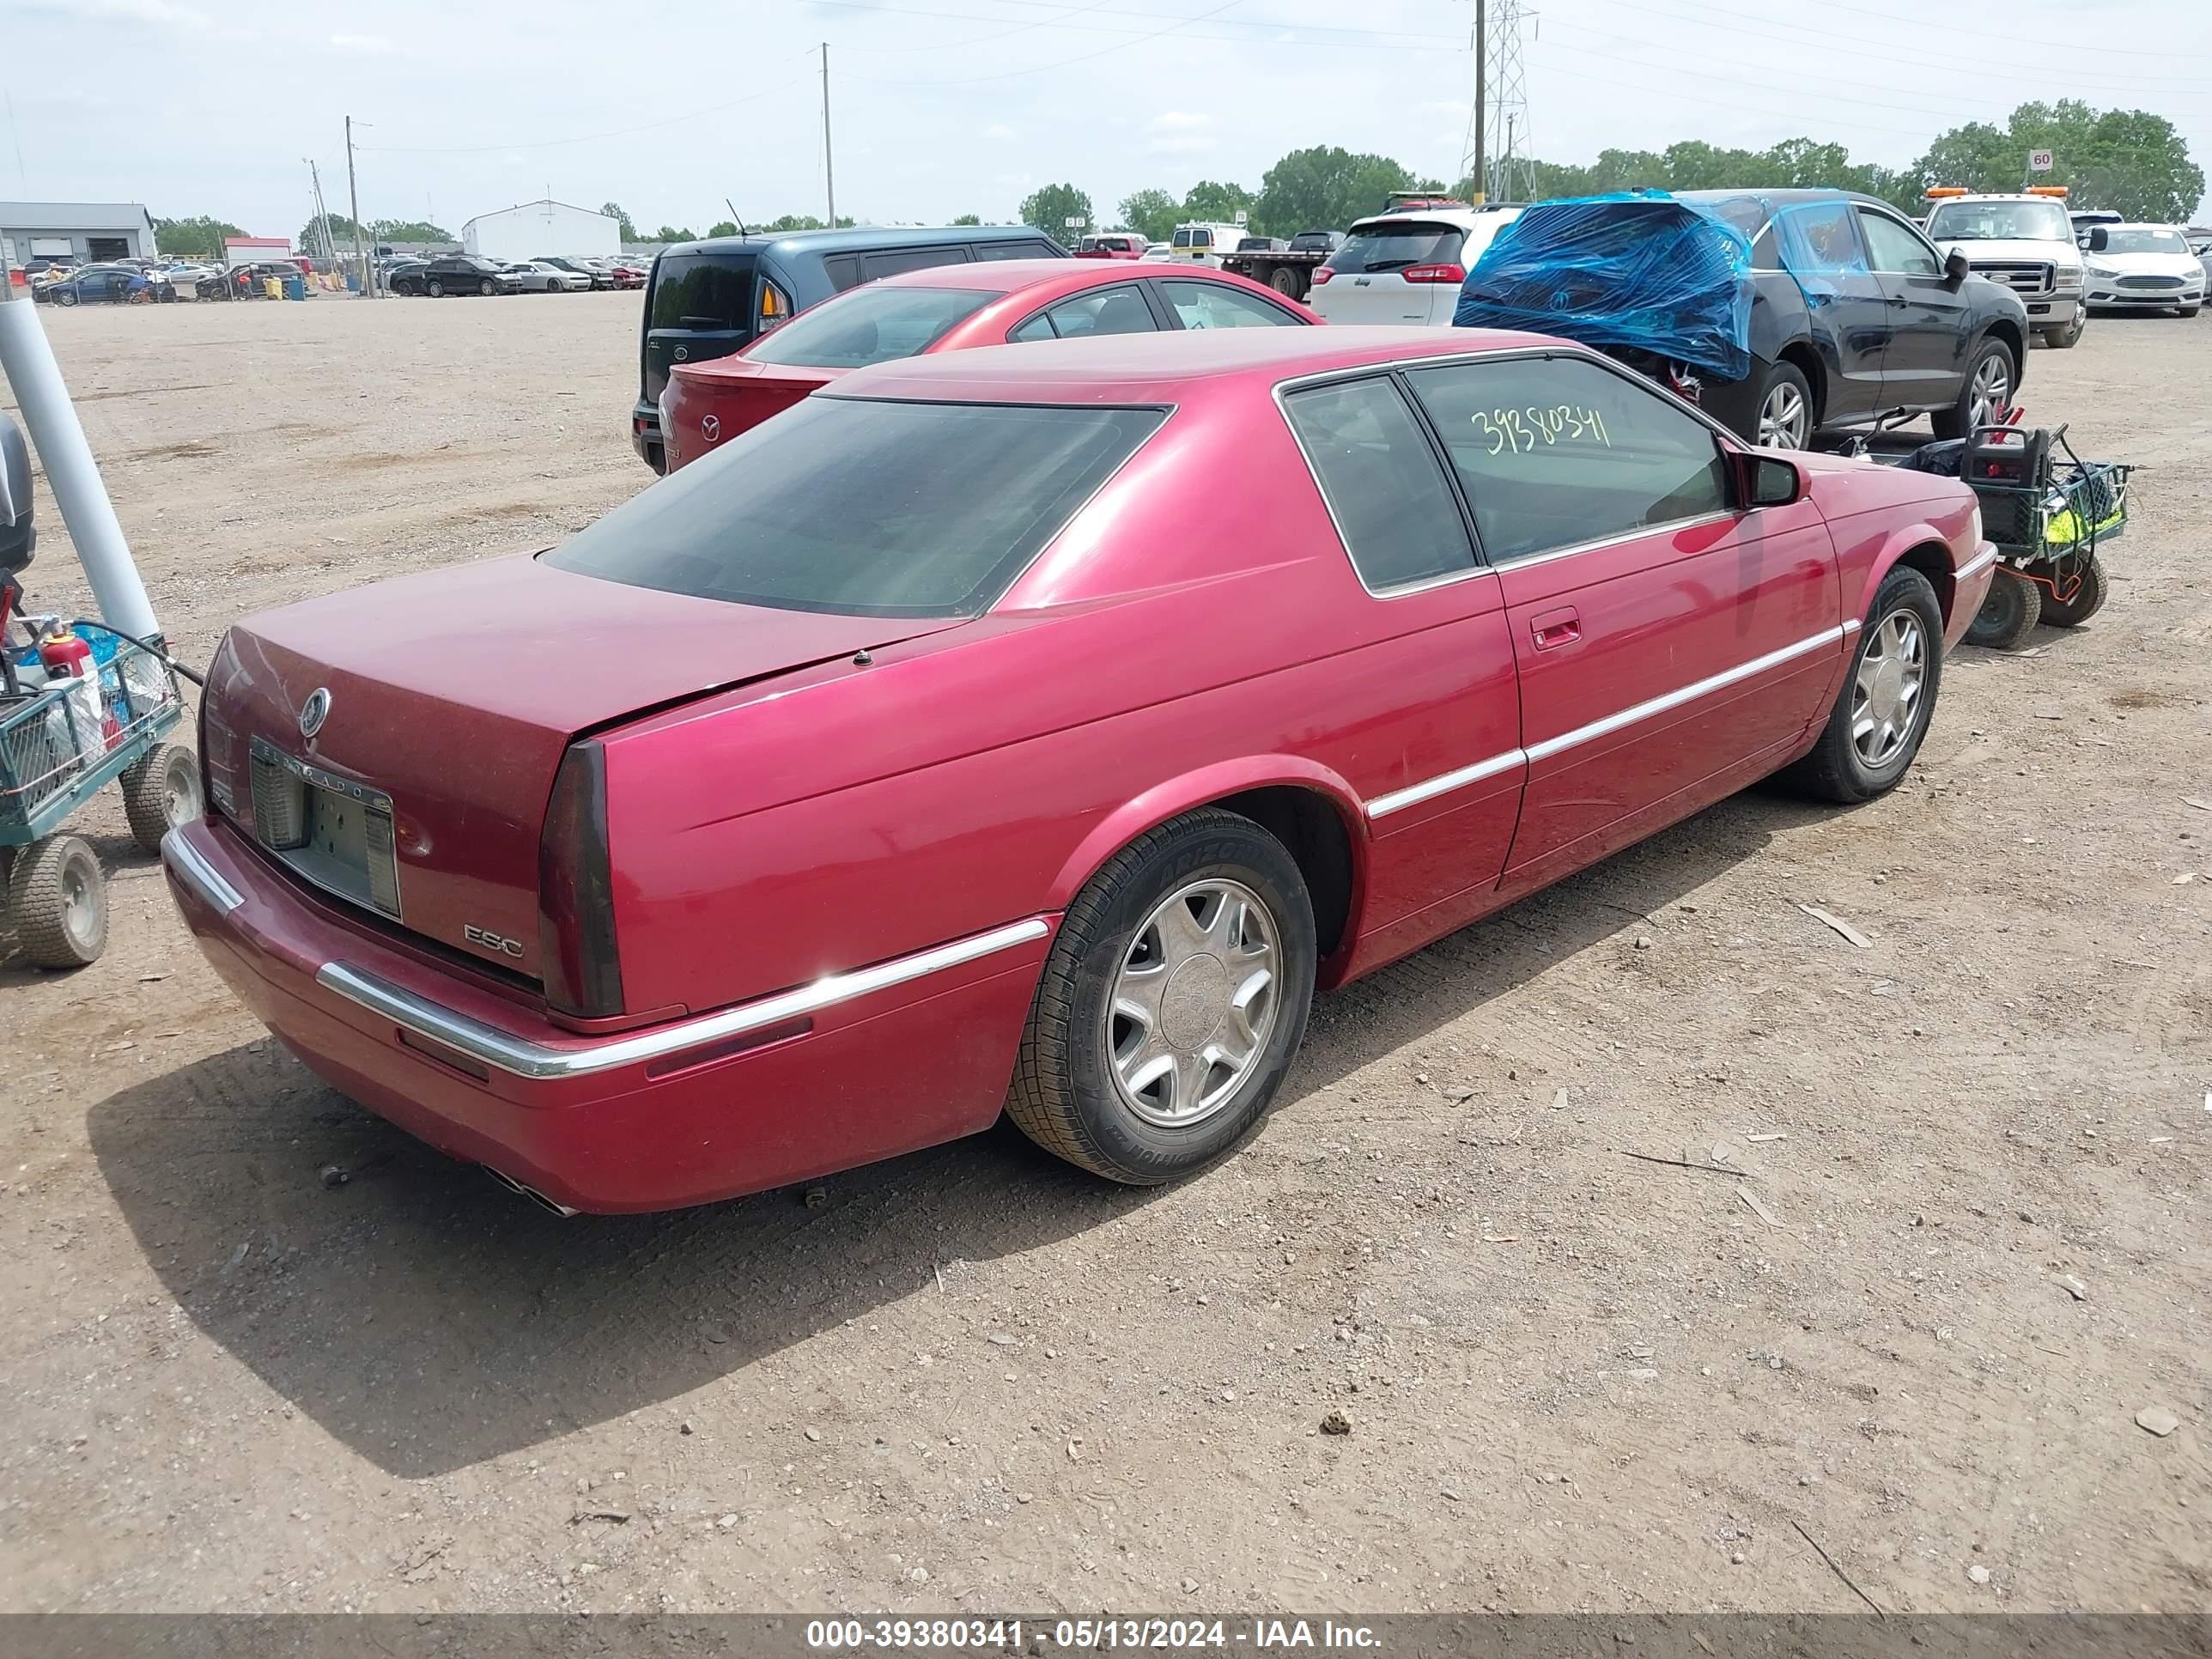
[38,628,119,751]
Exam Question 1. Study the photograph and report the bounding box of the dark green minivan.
[630,224,1067,471]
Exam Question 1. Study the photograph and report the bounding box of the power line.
[356,63,817,155]
[1643,0,2212,60]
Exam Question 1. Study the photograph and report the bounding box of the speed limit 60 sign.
[2028,149,2055,173]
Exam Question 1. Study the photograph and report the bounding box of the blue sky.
[3,0,2207,237]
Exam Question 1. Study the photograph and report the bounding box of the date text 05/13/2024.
[804,1618,1382,1650]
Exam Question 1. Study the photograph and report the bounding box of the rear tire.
[1268,266,1301,297]
[1933,337,2015,439]
[1965,567,2041,649]
[1005,808,1316,1186]
[7,836,107,969]
[1780,566,1944,804]
[122,742,203,854]
[1753,361,1814,449]
[2039,556,2107,629]
[54,288,77,307]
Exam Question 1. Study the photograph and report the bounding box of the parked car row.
[384,253,645,296]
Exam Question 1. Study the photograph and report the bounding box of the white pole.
[0,255,161,639]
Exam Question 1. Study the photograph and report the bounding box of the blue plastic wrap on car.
[1452,191,1754,381]
[1769,199,1869,301]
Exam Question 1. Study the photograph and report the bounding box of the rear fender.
[1046,754,1370,921]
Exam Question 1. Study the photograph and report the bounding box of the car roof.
[669,223,1054,257]
[829,325,1555,404]
[865,257,1261,297]
[1347,205,1521,231]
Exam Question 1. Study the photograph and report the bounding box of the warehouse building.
[1,201,158,267]
[461,199,619,262]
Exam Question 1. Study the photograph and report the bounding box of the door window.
[1157,279,1302,329]
[1010,285,1158,340]
[1403,355,1729,563]
[1856,209,1942,276]
[1280,375,1477,592]
[858,246,972,282]
[975,240,1058,260]
[1771,202,1869,293]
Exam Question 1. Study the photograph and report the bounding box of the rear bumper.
[163,818,1054,1213]
[629,398,665,473]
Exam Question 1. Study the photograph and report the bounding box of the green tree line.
[1045,100,2202,244]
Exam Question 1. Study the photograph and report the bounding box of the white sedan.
[504,258,594,294]
[2081,223,2203,318]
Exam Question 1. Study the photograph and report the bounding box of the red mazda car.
[660,258,1316,471]
[165,328,1995,1214]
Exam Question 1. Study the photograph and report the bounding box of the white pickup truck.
[1922,187,2087,349]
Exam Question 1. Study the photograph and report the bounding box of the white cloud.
[329,32,398,54]
[15,0,208,27]
[981,123,1017,142]
[1146,110,1217,157]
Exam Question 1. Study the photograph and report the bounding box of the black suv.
[390,255,520,298]
[1456,189,2030,450]
[631,223,1066,471]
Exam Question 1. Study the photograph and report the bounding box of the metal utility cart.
[1960,424,2130,651]
[0,416,200,968]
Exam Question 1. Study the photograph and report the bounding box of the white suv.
[1922,191,2087,349]
[1309,203,1522,327]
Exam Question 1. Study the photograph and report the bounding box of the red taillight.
[1401,263,1467,284]
[1310,266,1334,285]
[538,742,625,1019]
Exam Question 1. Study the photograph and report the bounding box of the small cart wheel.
[7,836,108,969]
[1965,568,2041,650]
[121,742,203,854]
[2039,556,2109,629]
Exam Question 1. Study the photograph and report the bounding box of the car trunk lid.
[203,553,962,990]
[663,357,849,471]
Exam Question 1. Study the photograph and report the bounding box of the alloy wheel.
[1759,382,1808,448]
[1105,878,1280,1127]
[1850,610,1926,769]
[1967,353,2012,428]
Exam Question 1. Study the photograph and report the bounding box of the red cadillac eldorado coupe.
[164,327,1996,1213]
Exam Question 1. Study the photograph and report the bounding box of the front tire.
[1006,808,1316,1186]
[1780,565,1943,804]
[1965,567,2041,649]
[2179,306,2201,319]
[2041,313,2083,349]
[2039,556,2107,628]
[54,288,77,307]
[1933,337,2015,439]
[479,278,495,296]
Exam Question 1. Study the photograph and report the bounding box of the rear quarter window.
[544,399,1166,618]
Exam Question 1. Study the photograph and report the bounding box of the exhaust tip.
[482,1164,579,1218]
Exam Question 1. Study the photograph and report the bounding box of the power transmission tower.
[1462,0,1536,204]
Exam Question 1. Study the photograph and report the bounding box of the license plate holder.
[249,738,403,920]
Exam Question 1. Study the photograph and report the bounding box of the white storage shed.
[461,200,620,262]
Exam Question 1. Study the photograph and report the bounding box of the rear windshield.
[544,398,1166,618]
[649,252,756,331]
[1325,221,1464,273]
[745,286,996,368]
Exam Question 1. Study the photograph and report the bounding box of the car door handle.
[1530,607,1581,650]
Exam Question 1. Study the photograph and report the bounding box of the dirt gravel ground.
[0,292,2205,1618]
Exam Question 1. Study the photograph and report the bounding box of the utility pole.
[1471,0,1486,202]
[306,159,334,260]
[344,115,369,298]
[821,43,836,229]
